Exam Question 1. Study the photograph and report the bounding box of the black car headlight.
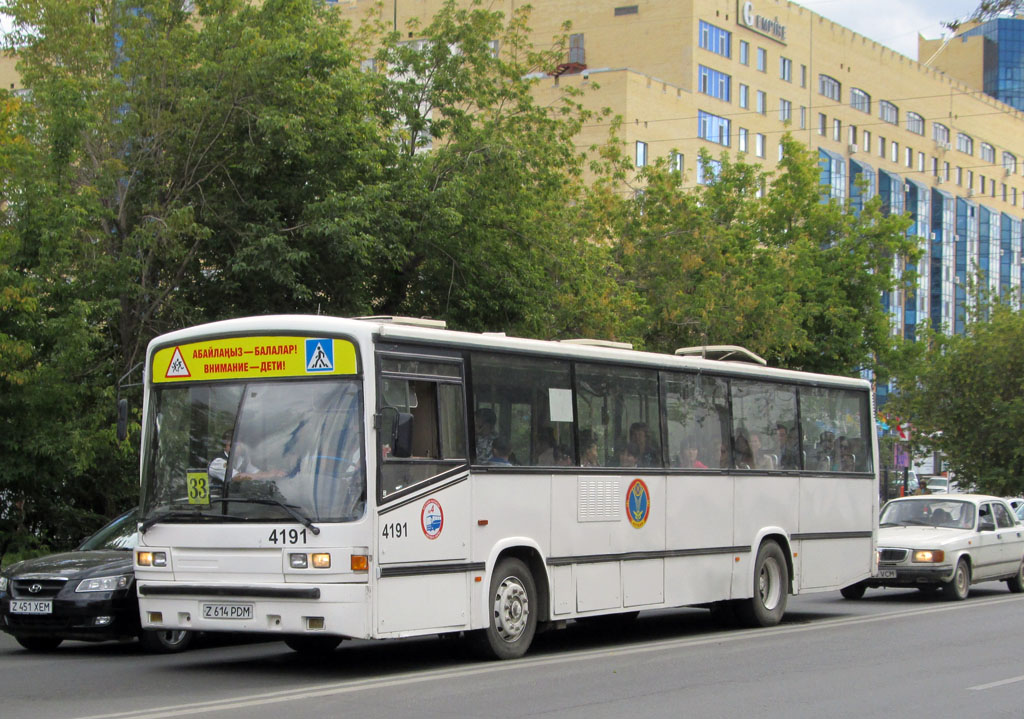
[75,574,133,592]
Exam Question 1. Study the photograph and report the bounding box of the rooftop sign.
[738,1,787,44]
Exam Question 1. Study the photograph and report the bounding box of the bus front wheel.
[473,557,537,660]
[737,540,789,628]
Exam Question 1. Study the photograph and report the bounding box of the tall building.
[341,0,1024,342]
[922,16,1024,113]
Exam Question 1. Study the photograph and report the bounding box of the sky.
[0,1,996,59]
[797,0,987,60]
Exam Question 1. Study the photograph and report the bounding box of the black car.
[0,509,191,652]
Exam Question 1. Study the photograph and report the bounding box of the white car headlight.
[76,574,133,592]
[0,576,8,592]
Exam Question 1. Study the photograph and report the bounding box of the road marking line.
[969,674,1024,691]
[74,593,1024,719]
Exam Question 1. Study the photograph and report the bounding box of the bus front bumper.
[137,582,371,639]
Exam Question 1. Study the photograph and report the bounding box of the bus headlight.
[311,553,331,569]
[137,551,167,567]
[913,550,945,563]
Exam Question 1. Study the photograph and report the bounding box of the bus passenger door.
[374,348,471,635]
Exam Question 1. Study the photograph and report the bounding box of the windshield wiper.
[207,497,321,535]
[140,510,247,533]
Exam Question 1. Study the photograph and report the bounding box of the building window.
[739,84,749,109]
[918,151,925,172]
[614,5,639,15]
[756,47,767,72]
[1003,183,1008,201]
[943,161,950,181]
[779,98,792,123]
[739,40,749,65]
[778,141,785,161]
[980,142,995,163]
[779,56,792,82]
[636,141,648,167]
[800,64,807,88]
[756,90,766,115]
[1003,151,1017,174]
[878,136,886,159]
[818,113,827,136]
[800,106,806,129]
[850,88,871,114]
[848,125,858,146]
[956,167,963,185]
[569,33,585,64]
[891,141,899,163]
[907,112,925,135]
[755,133,766,158]
[863,130,871,154]
[968,170,974,189]
[698,110,731,146]
[698,65,732,102]
[879,100,898,125]
[818,74,841,101]
[738,127,749,153]
[957,132,973,155]
[931,156,938,176]
[671,151,684,173]
[933,122,950,146]
[833,118,841,142]
[905,146,913,168]
[698,157,722,184]
[699,20,731,58]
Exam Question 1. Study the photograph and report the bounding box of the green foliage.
[603,135,917,375]
[888,305,1024,495]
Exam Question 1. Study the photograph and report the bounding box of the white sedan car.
[841,494,1024,600]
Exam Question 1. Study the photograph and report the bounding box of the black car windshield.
[78,511,140,551]
[880,498,975,529]
[141,379,365,524]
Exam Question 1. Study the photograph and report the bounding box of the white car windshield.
[880,499,975,529]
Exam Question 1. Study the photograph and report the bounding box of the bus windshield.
[141,379,365,524]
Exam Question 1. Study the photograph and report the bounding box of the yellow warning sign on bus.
[152,336,358,383]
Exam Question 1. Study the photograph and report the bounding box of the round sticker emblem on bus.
[421,498,444,540]
[626,479,650,529]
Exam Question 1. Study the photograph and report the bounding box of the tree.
[888,305,1024,495]
[604,135,917,376]
[0,0,631,557]
[945,1,1023,30]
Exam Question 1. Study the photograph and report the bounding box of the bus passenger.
[680,443,708,469]
[475,408,498,463]
[617,442,640,468]
[487,436,513,465]
[579,430,599,467]
[628,422,660,466]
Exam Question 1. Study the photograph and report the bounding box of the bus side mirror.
[116,398,128,442]
[379,407,414,458]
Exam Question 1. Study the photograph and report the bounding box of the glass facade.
[960,18,1024,111]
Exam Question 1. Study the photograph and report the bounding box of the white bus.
[134,315,878,658]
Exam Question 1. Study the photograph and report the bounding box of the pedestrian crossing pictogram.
[305,339,334,372]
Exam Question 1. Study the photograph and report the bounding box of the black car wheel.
[16,636,63,652]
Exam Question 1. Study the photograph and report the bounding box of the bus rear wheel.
[737,540,789,628]
[473,557,537,660]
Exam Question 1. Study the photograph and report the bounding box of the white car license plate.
[877,569,897,579]
[202,603,253,620]
[10,600,53,614]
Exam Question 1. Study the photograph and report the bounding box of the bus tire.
[839,581,867,600]
[737,540,788,628]
[284,635,343,655]
[473,557,537,660]
[139,628,193,653]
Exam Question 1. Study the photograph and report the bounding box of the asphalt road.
[2,582,1023,719]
